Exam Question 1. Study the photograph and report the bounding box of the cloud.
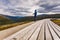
[37,0,60,13]
[0,0,40,16]
[0,0,60,16]
[0,9,15,16]
[52,6,60,10]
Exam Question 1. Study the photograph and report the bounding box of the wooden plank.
[49,21,60,38]
[37,23,44,40]
[50,21,60,32]
[46,22,52,40]
[48,22,60,40]
[18,22,40,40]
[4,20,42,40]
[3,19,60,40]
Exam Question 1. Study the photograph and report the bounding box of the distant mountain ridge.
[0,14,60,23]
[0,14,24,25]
[0,14,23,21]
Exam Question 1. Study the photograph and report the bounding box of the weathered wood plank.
[3,19,60,40]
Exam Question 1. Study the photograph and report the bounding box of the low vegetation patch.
[0,21,31,31]
[51,19,60,26]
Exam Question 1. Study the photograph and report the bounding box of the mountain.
[0,14,60,25]
[0,14,24,25]
[0,15,13,25]
[0,14,23,20]
[37,14,60,20]
[4,15,22,21]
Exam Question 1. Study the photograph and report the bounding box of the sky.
[0,0,60,16]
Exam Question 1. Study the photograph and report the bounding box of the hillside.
[0,14,60,25]
[36,14,60,20]
[0,15,14,25]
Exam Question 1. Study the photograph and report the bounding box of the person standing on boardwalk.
[34,10,37,21]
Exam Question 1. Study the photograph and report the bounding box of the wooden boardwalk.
[3,19,60,40]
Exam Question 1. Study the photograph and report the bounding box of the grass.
[0,21,31,31]
[0,15,33,31]
[51,19,60,26]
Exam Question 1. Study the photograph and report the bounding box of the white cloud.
[37,12,56,15]
[0,0,40,16]
[53,6,60,9]
[0,9,16,16]
[0,0,60,16]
